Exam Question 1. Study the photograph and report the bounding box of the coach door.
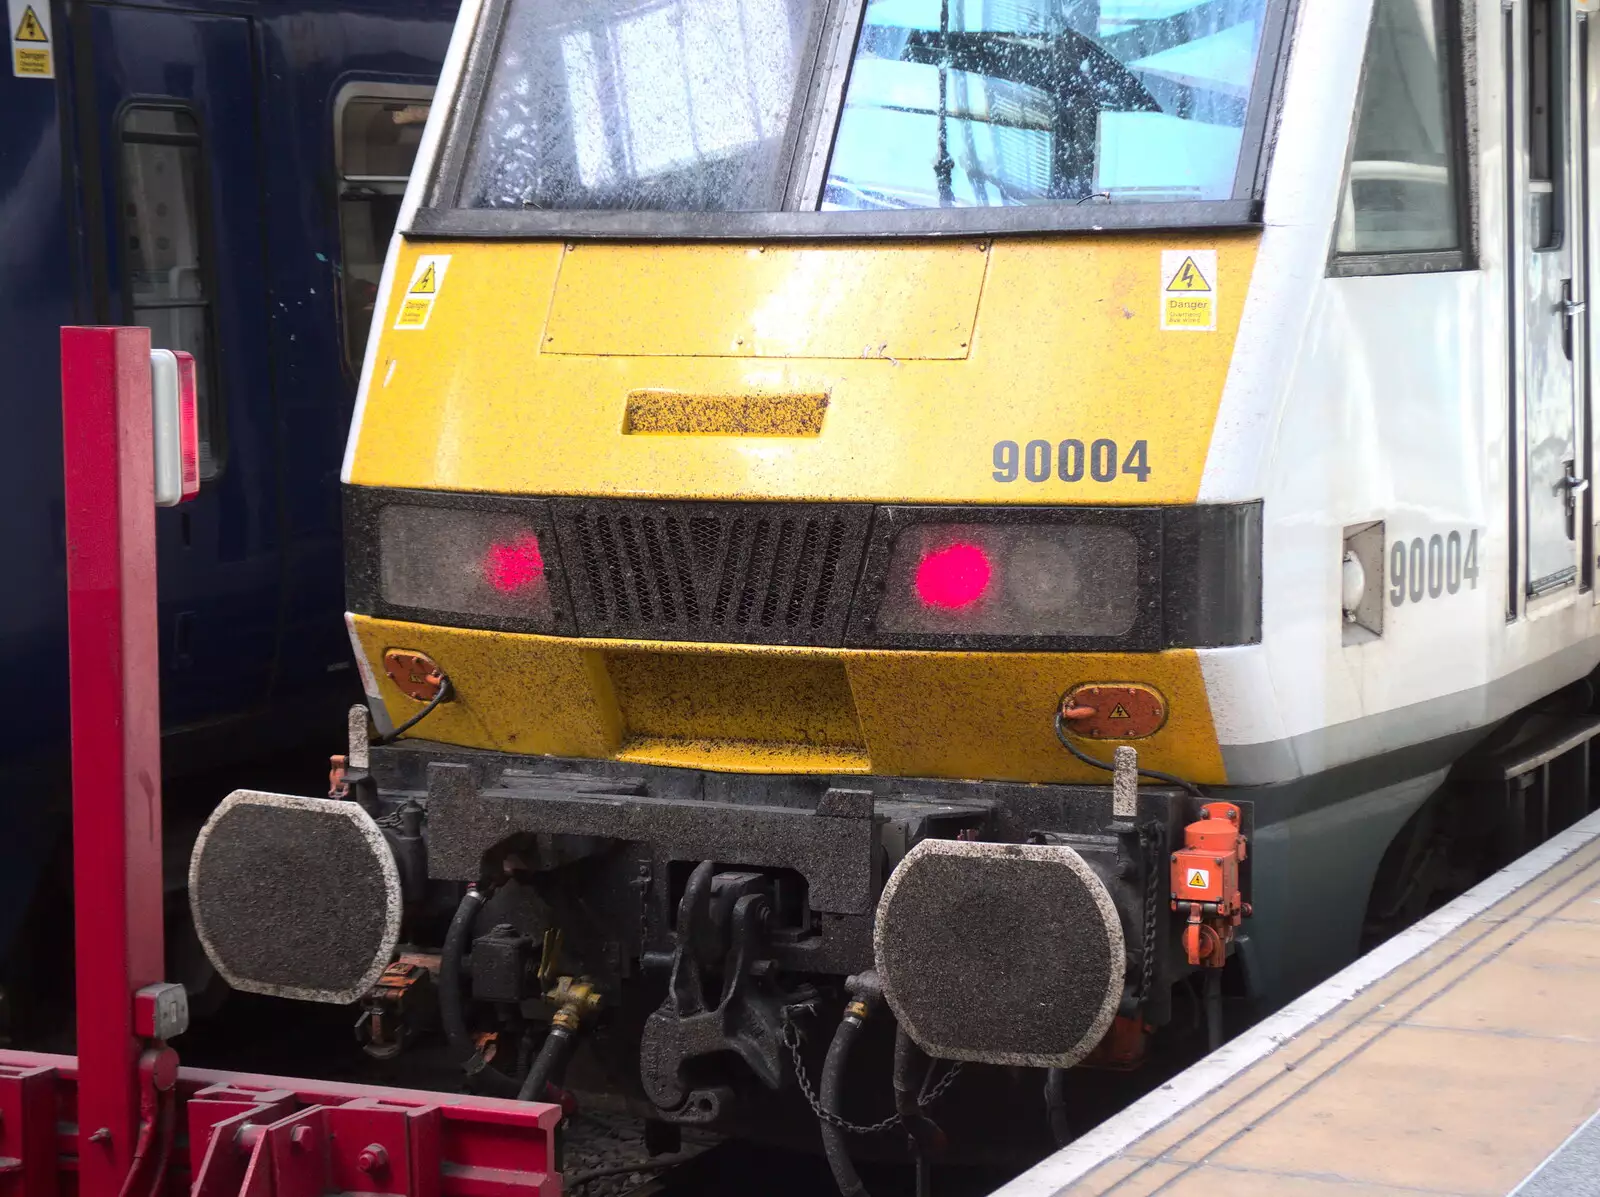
[1514,0,1589,599]
[86,5,277,719]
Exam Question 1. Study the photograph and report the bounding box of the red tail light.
[379,505,557,627]
[915,542,992,610]
[870,522,1140,639]
[173,351,200,501]
[483,532,545,594]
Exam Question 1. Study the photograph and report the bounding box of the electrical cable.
[377,675,455,744]
[1053,711,1206,799]
[144,1087,177,1197]
[114,1098,158,1197]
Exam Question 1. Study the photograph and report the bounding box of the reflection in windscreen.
[823,0,1268,209]
[461,0,821,210]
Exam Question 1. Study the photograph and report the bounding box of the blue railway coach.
[0,0,456,984]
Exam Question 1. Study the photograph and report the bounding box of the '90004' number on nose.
[993,439,1150,484]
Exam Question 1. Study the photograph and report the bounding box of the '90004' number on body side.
[1390,530,1479,607]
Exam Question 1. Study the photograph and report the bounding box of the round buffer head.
[188,790,401,1005]
[874,839,1125,1067]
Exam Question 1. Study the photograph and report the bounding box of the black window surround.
[1327,0,1477,279]
[411,0,1299,242]
[333,82,435,378]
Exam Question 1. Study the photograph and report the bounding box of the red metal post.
[61,326,167,1194]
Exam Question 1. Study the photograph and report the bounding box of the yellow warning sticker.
[1186,867,1211,890]
[393,254,450,331]
[9,0,52,77]
[1108,703,1131,719]
[1160,248,1216,332]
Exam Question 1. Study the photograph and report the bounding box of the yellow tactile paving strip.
[1063,837,1600,1197]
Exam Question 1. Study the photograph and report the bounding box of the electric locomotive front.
[192,0,1293,1159]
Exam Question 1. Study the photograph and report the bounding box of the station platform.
[994,808,1600,1197]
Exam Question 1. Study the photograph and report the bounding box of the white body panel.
[1202,0,1600,785]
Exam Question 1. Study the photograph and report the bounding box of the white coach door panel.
[1518,0,1586,597]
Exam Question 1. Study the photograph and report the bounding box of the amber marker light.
[383,648,448,703]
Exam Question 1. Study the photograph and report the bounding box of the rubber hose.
[1044,1068,1071,1146]
[440,888,520,1098]
[517,1024,578,1103]
[1204,969,1224,1051]
[819,1012,871,1197]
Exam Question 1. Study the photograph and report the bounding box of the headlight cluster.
[869,522,1141,638]
[346,490,1259,651]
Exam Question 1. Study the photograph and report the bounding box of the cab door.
[88,4,278,720]
[1515,0,1588,598]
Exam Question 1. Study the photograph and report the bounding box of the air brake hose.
[440,886,521,1098]
[819,1002,872,1197]
[517,1023,579,1103]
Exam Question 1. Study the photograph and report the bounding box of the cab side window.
[337,89,432,374]
[1331,0,1470,273]
[121,106,225,477]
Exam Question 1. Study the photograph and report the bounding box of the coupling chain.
[780,1014,962,1135]
[1136,821,1165,1005]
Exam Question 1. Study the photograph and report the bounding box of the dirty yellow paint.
[350,616,1226,785]
[623,390,829,436]
[349,232,1258,504]
[544,241,986,359]
[607,650,865,750]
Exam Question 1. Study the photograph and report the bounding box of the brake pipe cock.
[1170,802,1251,968]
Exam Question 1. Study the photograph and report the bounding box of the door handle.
[1562,280,1583,359]
[1563,461,1587,541]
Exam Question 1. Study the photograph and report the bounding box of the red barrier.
[60,326,166,1193]
[11,330,562,1194]
[0,1053,562,1195]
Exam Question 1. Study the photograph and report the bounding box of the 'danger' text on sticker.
[9,0,52,78]
[1160,249,1217,332]
[394,255,451,331]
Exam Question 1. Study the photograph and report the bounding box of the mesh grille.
[552,500,872,646]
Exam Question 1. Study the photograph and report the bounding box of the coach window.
[337,88,432,373]
[121,106,224,477]
[1330,0,1470,274]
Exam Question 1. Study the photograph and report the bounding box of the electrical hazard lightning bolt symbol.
[410,263,436,295]
[1166,256,1211,293]
[14,6,46,41]
[1108,703,1131,719]
[1186,868,1209,889]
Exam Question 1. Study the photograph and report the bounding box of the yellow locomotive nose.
[341,231,1257,785]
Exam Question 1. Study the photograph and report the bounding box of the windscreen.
[460,0,824,211]
[456,0,1271,215]
[824,0,1270,209]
